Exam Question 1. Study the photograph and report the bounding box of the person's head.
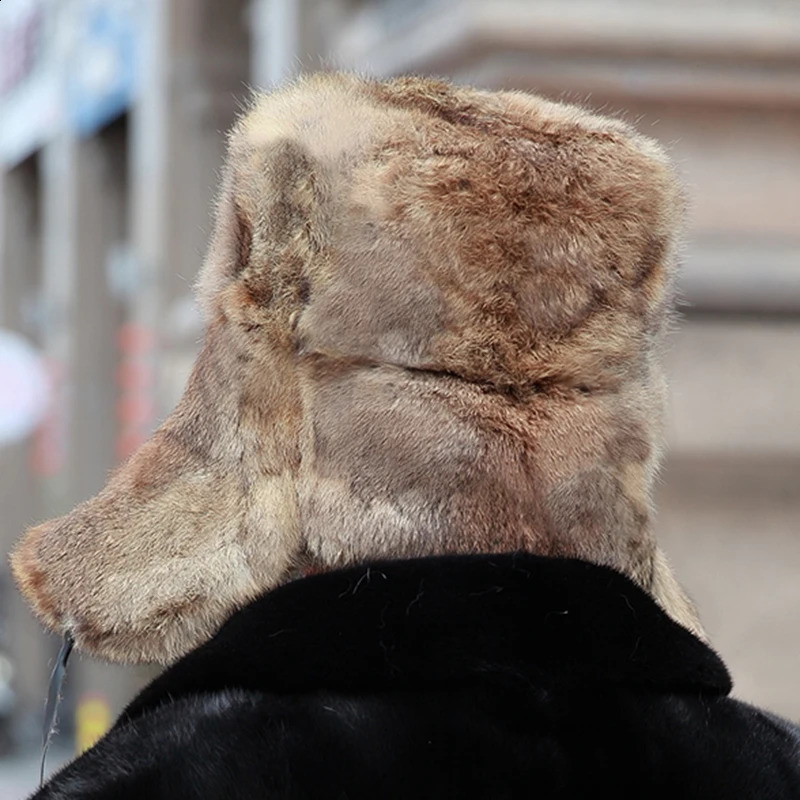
[12,73,701,664]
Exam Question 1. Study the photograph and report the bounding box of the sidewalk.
[0,748,70,799]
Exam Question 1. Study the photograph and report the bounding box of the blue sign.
[0,0,62,166]
[66,1,139,137]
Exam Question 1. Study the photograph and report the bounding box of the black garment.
[35,553,800,799]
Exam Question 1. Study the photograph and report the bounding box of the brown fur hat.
[11,73,702,665]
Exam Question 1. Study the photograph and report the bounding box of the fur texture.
[12,73,700,664]
[33,554,800,799]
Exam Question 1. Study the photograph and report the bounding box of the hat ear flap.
[195,168,250,313]
[232,199,253,278]
[199,139,325,318]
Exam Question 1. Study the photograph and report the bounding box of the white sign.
[0,329,50,446]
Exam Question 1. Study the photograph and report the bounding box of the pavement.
[0,748,71,799]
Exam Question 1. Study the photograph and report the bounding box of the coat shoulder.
[38,685,800,800]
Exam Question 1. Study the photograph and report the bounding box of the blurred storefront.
[0,0,798,758]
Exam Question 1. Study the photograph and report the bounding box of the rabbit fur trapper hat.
[12,72,702,664]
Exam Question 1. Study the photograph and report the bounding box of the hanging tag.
[40,632,74,788]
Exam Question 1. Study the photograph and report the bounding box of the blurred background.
[0,0,798,791]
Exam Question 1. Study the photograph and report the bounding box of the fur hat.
[12,73,702,664]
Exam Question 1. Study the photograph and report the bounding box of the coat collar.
[120,552,731,726]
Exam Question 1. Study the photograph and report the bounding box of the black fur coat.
[35,553,800,799]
